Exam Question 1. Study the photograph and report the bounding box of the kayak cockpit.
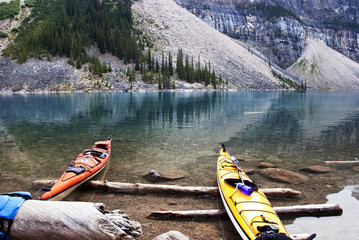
[224,178,259,191]
[66,165,86,175]
[83,149,108,159]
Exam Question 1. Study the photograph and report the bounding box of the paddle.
[221,143,243,172]
[221,143,253,196]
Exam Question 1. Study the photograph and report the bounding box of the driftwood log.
[290,234,316,240]
[146,204,342,220]
[33,180,301,198]
[323,158,359,164]
[274,203,343,217]
[8,200,141,240]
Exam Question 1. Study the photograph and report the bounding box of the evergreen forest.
[2,0,223,90]
[4,0,139,65]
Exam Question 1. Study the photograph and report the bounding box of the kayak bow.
[40,136,112,201]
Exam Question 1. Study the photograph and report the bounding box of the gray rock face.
[176,0,359,68]
[0,57,80,92]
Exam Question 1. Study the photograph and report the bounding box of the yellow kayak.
[217,144,292,240]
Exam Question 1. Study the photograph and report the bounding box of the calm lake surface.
[1,91,359,239]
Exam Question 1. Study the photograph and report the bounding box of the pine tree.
[161,51,165,73]
[184,54,190,82]
[155,59,160,73]
[176,49,184,79]
[168,51,173,75]
[211,70,217,89]
[158,74,162,90]
[146,48,152,71]
[76,56,82,69]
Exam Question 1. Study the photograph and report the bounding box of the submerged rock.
[153,231,190,240]
[244,168,255,175]
[300,165,332,173]
[259,168,309,184]
[234,155,263,162]
[258,162,277,169]
[143,170,186,182]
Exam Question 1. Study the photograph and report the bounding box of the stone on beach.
[153,230,190,240]
[234,155,263,162]
[300,165,332,173]
[259,168,309,184]
[258,162,277,169]
[143,170,187,182]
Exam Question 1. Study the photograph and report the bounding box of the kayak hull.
[217,145,290,240]
[41,137,112,201]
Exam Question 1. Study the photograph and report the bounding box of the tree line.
[4,0,139,66]
[133,48,225,90]
[2,0,227,89]
[0,0,20,20]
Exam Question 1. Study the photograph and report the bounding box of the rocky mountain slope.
[1,0,359,91]
[176,0,359,69]
[132,0,285,89]
[289,38,359,90]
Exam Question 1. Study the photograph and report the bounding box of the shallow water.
[1,91,359,239]
[286,185,359,240]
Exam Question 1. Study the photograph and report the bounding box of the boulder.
[300,165,332,173]
[235,155,262,162]
[258,162,277,169]
[143,170,186,182]
[244,168,255,175]
[153,231,190,240]
[259,168,309,184]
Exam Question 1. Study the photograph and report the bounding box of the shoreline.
[0,168,358,239]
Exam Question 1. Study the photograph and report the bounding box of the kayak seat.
[66,165,86,175]
[95,144,108,150]
[224,178,258,191]
[83,150,107,159]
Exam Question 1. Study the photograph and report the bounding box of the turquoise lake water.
[0,91,358,239]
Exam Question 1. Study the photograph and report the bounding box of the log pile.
[31,179,343,240]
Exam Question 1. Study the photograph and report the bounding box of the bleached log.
[274,203,342,217]
[9,200,142,240]
[323,158,359,164]
[291,233,316,240]
[261,188,301,198]
[33,180,301,198]
[90,181,220,196]
[147,204,342,220]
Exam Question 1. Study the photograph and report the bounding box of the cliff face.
[176,0,359,68]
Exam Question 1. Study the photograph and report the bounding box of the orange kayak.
[40,136,112,201]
